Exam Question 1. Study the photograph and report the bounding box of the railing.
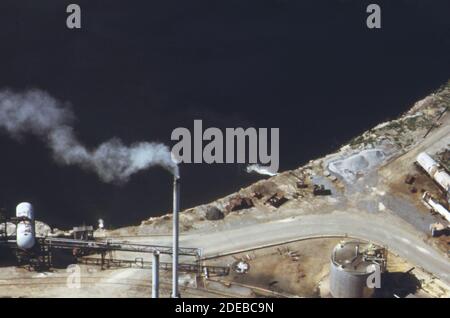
[41,237,201,257]
[78,257,230,276]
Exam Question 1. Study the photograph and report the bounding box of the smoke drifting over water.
[0,89,178,183]
[246,164,277,177]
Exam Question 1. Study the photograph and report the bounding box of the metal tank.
[16,202,35,250]
[330,241,386,298]
[417,152,450,194]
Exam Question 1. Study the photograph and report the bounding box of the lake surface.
[0,1,448,228]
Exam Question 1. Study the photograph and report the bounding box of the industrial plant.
[0,174,199,298]
[0,0,448,301]
[0,81,449,298]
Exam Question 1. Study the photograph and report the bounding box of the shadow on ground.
[374,272,421,298]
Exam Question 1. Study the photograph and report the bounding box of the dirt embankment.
[102,81,450,240]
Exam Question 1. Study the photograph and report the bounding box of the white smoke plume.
[0,89,178,183]
[246,164,277,177]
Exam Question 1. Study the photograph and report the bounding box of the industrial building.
[0,173,196,298]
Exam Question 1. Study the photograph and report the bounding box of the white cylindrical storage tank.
[425,194,450,223]
[16,202,34,221]
[417,152,450,193]
[434,171,450,193]
[16,223,35,250]
[16,202,35,250]
[417,152,438,175]
[329,241,385,298]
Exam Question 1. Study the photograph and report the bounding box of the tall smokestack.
[172,173,180,298]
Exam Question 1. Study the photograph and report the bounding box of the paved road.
[121,112,450,287]
[138,210,449,284]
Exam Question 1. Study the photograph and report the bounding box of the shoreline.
[102,80,449,238]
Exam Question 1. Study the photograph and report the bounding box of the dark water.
[0,0,448,228]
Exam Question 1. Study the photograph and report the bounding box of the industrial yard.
[0,81,449,298]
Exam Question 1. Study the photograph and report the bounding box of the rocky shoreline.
[102,81,449,238]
